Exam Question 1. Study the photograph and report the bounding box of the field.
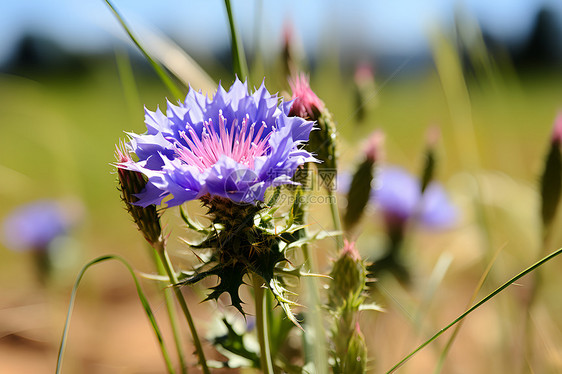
[1,41,562,374]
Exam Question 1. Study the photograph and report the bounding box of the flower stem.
[252,274,275,374]
[152,248,188,374]
[155,242,210,374]
[296,186,329,374]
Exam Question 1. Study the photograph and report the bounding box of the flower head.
[117,79,316,207]
[2,199,82,251]
[373,166,457,229]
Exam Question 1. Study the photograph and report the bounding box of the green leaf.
[211,318,260,368]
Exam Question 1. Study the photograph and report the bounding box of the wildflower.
[2,199,83,284]
[367,166,457,282]
[2,199,80,252]
[373,166,457,230]
[117,79,316,208]
[119,80,316,321]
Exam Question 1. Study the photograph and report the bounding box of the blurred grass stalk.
[104,0,216,98]
[521,113,562,372]
[104,0,183,100]
[430,27,509,364]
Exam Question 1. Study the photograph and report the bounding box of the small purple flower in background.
[2,199,84,284]
[373,166,457,229]
[2,199,81,252]
[337,165,457,229]
[117,78,316,207]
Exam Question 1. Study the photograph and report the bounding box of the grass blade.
[104,0,184,100]
[433,243,505,373]
[56,255,175,374]
[385,246,562,374]
[224,0,249,80]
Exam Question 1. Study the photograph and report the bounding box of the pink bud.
[115,141,132,163]
[288,73,325,120]
[354,63,374,86]
[365,129,385,162]
[282,20,294,51]
[355,321,362,334]
[341,240,361,261]
[551,111,562,145]
[425,125,440,149]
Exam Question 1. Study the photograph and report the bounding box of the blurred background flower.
[1,198,84,284]
[373,166,458,230]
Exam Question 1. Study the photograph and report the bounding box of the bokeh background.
[1,0,562,373]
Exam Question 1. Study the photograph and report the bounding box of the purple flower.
[118,79,317,207]
[2,200,79,251]
[338,166,457,229]
[372,166,457,229]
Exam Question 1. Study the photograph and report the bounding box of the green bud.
[341,324,368,374]
[328,241,367,309]
[115,144,163,246]
[540,113,562,235]
[420,126,439,194]
[353,63,377,124]
[344,131,383,230]
[288,74,338,174]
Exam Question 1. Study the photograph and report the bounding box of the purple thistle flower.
[2,200,80,251]
[338,166,457,229]
[117,79,317,207]
[372,166,457,229]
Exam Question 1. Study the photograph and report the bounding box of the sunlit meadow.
[1,2,562,374]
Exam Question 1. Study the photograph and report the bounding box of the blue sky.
[0,0,560,66]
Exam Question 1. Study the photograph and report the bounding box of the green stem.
[155,243,210,374]
[385,247,562,374]
[224,0,249,80]
[152,248,188,374]
[297,185,329,374]
[253,274,275,374]
[56,255,175,374]
[328,188,344,249]
[104,0,183,100]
